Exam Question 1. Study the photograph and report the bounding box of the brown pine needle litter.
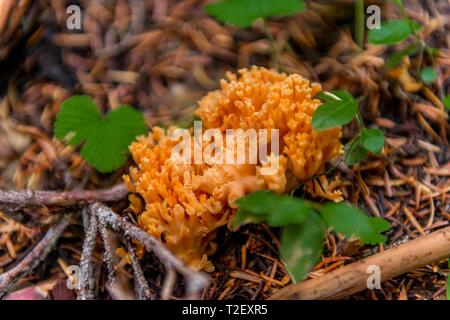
[0,0,449,300]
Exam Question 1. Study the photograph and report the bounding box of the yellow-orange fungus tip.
[124,66,342,271]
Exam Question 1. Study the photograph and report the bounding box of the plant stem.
[355,110,365,129]
[263,19,282,71]
[355,0,365,49]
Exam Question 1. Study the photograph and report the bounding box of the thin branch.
[0,215,71,298]
[125,239,154,300]
[0,183,128,209]
[99,222,116,286]
[76,212,98,300]
[160,268,177,300]
[91,202,210,299]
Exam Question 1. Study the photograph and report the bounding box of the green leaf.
[54,95,102,145]
[280,215,325,282]
[447,259,450,300]
[344,136,367,166]
[320,202,390,245]
[368,20,421,45]
[267,198,315,227]
[231,208,267,230]
[360,128,385,155]
[443,95,450,110]
[312,91,358,130]
[54,95,147,173]
[447,276,450,300]
[386,43,419,69]
[205,0,305,28]
[409,20,424,34]
[420,67,438,84]
[391,0,403,6]
[233,190,315,228]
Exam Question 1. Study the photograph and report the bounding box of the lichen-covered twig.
[0,215,71,298]
[91,202,210,299]
[99,222,116,286]
[76,212,98,300]
[125,239,154,300]
[0,183,128,210]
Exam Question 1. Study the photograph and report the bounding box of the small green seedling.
[312,90,385,166]
[233,190,390,281]
[367,0,438,85]
[54,95,147,173]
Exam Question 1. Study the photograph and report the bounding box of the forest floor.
[0,0,449,300]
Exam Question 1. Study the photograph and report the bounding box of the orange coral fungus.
[196,66,342,182]
[124,67,342,271]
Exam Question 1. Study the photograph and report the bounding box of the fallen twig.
[76,211,98,300]
[91,202,210,299]
[125,239,154,300]
[269,227,450,300]
[0,215,71,298]
[0,184,128,209]
[99,222,116,286]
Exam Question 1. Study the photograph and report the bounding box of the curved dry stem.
[0,215,71,298]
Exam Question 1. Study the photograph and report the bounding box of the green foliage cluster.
[368,0,439,86]
[233,190,390,281]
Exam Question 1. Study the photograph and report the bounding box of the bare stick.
[99,222,116,286]
[0,215,71,298]
[91,202,210,299]
[125,239,154,300]
[160,268,177,300]
[269,227,450,300]
[76,212,98,300]
[0,183,128,210]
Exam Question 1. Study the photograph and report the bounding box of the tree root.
[269,226,450,300]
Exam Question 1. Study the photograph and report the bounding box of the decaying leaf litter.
[0,0,449,300]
